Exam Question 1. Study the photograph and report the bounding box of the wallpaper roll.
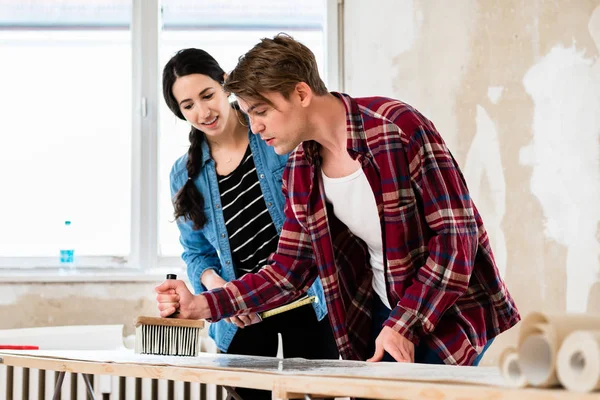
[499,346,527,388]
[517,312,600,388]
[556,330,600,393]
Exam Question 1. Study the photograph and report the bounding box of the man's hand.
[367,326,415,363]
[200,270,261,328]
[225,313,262,328]
[155,279,210,320]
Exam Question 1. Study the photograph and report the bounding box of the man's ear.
[295,82,313,107]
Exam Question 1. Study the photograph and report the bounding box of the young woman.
[162,49,338,399]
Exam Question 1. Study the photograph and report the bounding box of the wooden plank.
[0,353,275,390]
[1,351,597,400]
[0,349,504,387]
[275,374,597,400]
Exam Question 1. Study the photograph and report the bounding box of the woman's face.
[172,73,232,138]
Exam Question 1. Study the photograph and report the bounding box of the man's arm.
[202,174,319,320]
[386,122,478,344]
[157,168,319,321]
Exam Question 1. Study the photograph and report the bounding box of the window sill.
[0,267,186,283]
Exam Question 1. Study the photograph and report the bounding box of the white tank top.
[321,168,391,309]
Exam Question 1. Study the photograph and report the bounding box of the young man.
[156,34,520,365]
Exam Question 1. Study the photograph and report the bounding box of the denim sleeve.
[170,164,220,294]
[176,217,221,294]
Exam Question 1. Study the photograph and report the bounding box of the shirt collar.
[302,92,369,165]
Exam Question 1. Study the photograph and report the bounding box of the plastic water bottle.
[59,220,75,270]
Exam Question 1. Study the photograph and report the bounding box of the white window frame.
[0,0,342,281]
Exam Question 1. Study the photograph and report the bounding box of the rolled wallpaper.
[556,330,600,393]
[516,312,600,389]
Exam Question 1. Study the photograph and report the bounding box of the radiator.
[0,366,227,400]
[0,325,226,400]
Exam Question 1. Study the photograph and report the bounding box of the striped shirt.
[203,93,520,365]
[217,145,279,275]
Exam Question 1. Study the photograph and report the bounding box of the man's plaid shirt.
[203,93,520,365]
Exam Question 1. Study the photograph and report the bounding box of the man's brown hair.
[224,33,328,105]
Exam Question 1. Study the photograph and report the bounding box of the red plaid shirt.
[203,93,520,365]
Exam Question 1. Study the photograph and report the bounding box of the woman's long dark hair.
[163,49,225,229]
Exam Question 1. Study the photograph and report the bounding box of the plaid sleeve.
[203,167,318,321]
[384,123,478,343]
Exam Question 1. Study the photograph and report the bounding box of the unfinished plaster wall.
[0,281,157,337]
[345,0,600,363]
[0,0,598,365]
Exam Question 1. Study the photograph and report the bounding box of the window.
[158,0,329,258]
[0,1,132,267]
[0,0,338,272]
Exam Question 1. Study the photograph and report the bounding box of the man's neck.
[308,94,361,178]
[308,94,348,159]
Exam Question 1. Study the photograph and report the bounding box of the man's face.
[237,91,308,155]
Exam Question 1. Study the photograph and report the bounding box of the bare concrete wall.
[345,0,600,363]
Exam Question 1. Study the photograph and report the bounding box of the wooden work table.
[0,349,595,399]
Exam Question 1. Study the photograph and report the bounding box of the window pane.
[0,2,132,257]
[161,0,324,29]
[0,0,130,28]
[158,1,327,257]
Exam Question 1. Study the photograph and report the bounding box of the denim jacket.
[170,128,328,352]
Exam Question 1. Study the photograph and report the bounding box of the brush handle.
[135,316,204,328]
[166,274,180,317]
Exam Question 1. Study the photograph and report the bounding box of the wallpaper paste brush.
[134,274,204,357]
